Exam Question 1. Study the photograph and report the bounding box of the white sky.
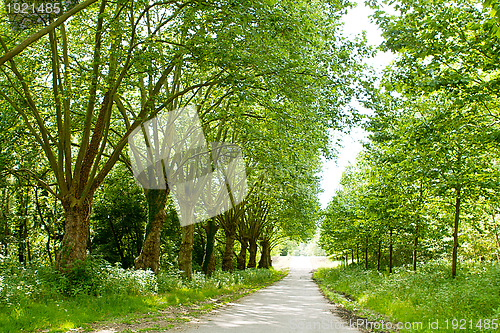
[317,0,395,209]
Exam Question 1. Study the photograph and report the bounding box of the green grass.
[314,260,500,332]
[0,258,286,332]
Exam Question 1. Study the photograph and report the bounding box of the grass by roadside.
[313,260,500,332]
[0,257,287,333]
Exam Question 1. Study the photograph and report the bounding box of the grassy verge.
[0,258,287,333]
[313,260,500,332]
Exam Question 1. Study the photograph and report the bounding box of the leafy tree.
[368,0,500,276]
[0,0,367,272]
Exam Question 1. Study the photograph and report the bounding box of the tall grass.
[0,256,285,332]
[314,259,500,332]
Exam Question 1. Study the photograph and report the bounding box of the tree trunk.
[491,209,500,263]
[202,218,218,276]
[356,243,359,264]
[35,189,53,264]
[135,189,168,273]
[237,238,249,270]
[414,178,424,272]
[247,239,258,268]
[178,224,194,279]
[18,188,30,264]
[351,248,354,265]
[365,236,368,269]
[389,228,393,274]
[56,199,92,271]
[222,228,236,271]
[27,232,31,262]
[0,189,9,256]
[413,223,419,271]
[377,239,382,271]
[258,240,272,268]
[452,187,461,278]
[18,219,26,264]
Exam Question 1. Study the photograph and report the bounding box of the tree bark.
[365,236,368,269]
[247,239,258,268]
[491,208,500,263]
[135,189,168,273]
[237,238,249,270]
[0,189,9,256]
[356,243,359,264]
[202,218,218,276]
[389,228,393,274]
[17,188,30,264]
[56,199,92,271]
[413,223,419,271]
[178,224,194,279]
[452,187,461,278]
[258,239,272,268]
[377,239,382,271]
[35,189,54,264]
[18,219,26,264]
[222,227,236,271]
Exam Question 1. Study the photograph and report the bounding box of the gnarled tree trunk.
[247,239,258,268]
[236,237,249,270]
[56,199,92,271]
[135,189,168,273]
[258,239,272,269]
[178,224,194,279]
[222,226,236,271]
[202,218,218,276]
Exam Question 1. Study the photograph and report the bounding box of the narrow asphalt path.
[176,256,360,333]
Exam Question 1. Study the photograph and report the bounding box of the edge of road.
[88,268,288,333]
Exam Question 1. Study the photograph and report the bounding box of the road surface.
[176,256,360,332]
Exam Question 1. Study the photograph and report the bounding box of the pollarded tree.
[0,0,229,270]
[1,0,366,272]
[114,0,369,275]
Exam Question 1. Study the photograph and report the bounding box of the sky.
[317,0,395,209]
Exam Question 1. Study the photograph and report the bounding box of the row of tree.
[0,0,367,276]
[320,0,500,277]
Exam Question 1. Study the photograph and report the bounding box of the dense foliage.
[320,0,500,278]
[0,0,366,274]
[0,0,368,328]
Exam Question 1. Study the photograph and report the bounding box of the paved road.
[176,256,360,333]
